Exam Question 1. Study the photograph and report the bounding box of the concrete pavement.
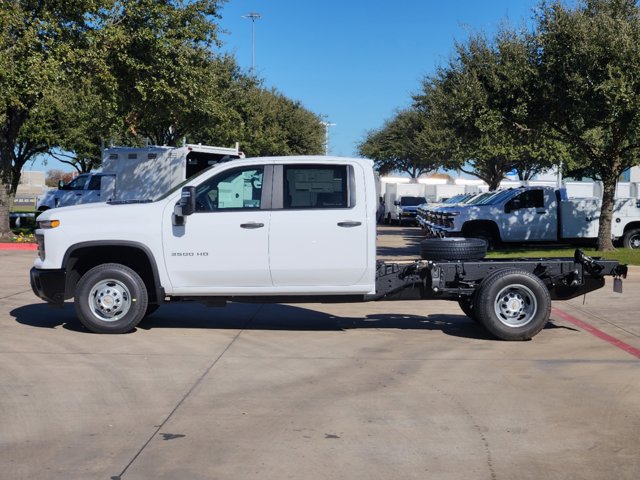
[1,230,639,480]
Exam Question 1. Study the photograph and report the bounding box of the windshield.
[400,196,427,206]
[443,194,470,204]
[465,192,495,205]
[478,189,520,205]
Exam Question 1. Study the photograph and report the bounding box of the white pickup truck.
[36,173,117,211]
[418,186,640,249]
[30,156,627,341]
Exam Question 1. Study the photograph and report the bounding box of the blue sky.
[217,0,539,157]
[32,0,539,172]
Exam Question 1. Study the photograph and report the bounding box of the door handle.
[536,210,547,214]
[337,221,362,227]
[240,222,264,229]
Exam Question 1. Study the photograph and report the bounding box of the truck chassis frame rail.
[372,249,627,341]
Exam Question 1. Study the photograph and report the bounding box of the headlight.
[38,219,60,229]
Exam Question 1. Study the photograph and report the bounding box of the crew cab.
[30,157,627,341]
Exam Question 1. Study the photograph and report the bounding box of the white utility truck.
[31,156,627,341]
[384,182,428,225]
[418,186,640,249]
[36,143,243,210]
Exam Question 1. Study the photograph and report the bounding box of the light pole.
[320,121,335,155]
[242,12,262,77]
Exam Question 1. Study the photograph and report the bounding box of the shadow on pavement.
[11,301,502,340]
[10,301,575,340]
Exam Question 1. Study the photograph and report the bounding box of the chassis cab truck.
[30,156,627,341]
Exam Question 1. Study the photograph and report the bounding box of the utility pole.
[320,121,336,155]
[242,12,262,77]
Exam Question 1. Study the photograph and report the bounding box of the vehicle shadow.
[10,302,573,340]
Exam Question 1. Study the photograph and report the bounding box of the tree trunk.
[597,175,616,251]
[0,184,12,239]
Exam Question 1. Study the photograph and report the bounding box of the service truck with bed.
[30,156,627,341]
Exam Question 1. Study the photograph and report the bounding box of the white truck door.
[502,189,557,241]
[162,165,271,288]
[269,163,369,286]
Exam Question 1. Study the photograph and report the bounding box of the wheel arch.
[63,241,164,303]
[461,220,500,242]
[622,221,640,234]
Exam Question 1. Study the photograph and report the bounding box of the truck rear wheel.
[457,296,478,322]
[474,269,551,341]
[623,228,640,249]
[74,263,148,334]
[420,238,487,260]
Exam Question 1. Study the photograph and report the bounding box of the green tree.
[203,85,325,157]
[536,0,640,250]
[417,30,566,190]
[98,0,228,147]
[0,0,103,238]
[358,108,450,178]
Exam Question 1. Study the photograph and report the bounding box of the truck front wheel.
[474,269,551,341]
[74,263,148,334]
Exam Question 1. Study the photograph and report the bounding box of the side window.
[509,190,544,210]
[66,175,89,190]
[88,176,103,190]
[195,166,264,212]
[283,165,349,209]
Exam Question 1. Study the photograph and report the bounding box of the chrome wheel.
[493,284,537,328]
[88,279,132,322]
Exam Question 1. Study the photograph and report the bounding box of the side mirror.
[180,186,196,216]
[173,186,196,225]
[58,180,65,189]
[394,200,400,206]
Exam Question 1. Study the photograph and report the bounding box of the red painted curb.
[552,307,640,359]
[0,243,37,251]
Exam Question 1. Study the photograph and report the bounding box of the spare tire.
[420,237,487,261]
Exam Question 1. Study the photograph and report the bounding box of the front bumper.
[30,267,66,304]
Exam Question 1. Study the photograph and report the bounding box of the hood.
[401,206,419,213]
[35,199,162,222]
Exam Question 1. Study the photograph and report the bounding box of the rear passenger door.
[268,163,368,287]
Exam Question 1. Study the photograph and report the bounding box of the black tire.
[458,266,512,323]
[623,228,640,249]
[474,269,551,341]
[420,237,487,260]
[145,304,161,317]
[457,296,478,322]
[74,263,148,334]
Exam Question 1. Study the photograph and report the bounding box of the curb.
[0,243,37,251]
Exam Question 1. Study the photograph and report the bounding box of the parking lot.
[1,227,639,480]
